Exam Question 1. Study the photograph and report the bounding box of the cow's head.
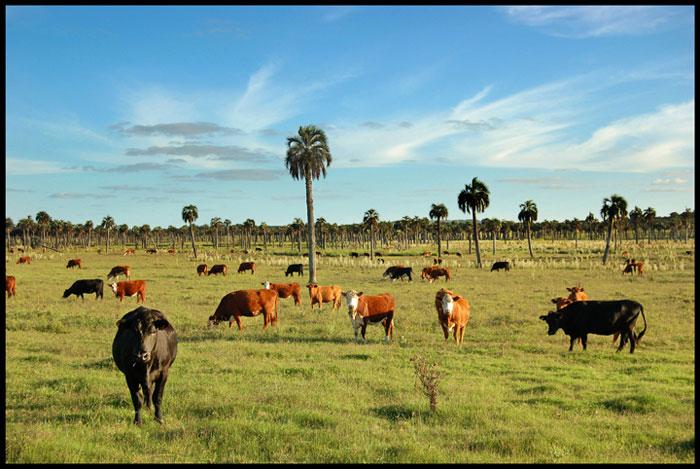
[116,307,170,365]
[306,283,318,293]
[62,289,71,298]
[441,293,455,317]
[207,315,220,328]
[110,282,118,293]
[262,280,271,290]
[341,290,363,320]
[539,311,563,335]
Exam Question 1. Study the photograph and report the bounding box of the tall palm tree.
[182,205,199,258]
[35,211,51,246]
[100,216,115,254]
[585,212,596,241]
[643,207,656,244]
[429,203,448,258]
[600,194,628,264]
[315,217,327,250]
[363,209,379,260]
[518,200,538,259]
[259,222,269,250]
[629,206,643,244]
[458,177,490,268]
[285,125,332,284]
[291,218,304,253]
[6,217,14,249]
[224,219,232,247]
[210,217,222,250]
[243,218,256,250]
[680,208,693,243]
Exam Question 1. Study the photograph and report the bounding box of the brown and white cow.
[111,280,146,303]
[341,290,396,343]
[66,259,82,269]
[208,264,228,276]
[423,266,451,283]
[208,289,279,331]
[16,256,31,265]
[551,297,573,311]
[307,283,342,311]
[108,265,131,281]
[197,264,209,276]
[632,259,645,275]
[566,286,589,302]
[123,248,135,256]
[237,261,256,274]
[435,288,470,345]
[6,275,16,298]
[262,280,302,306]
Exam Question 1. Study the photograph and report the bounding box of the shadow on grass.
[599,394,661,414]
[180,331,351,345]
[663,436,694,457]
[371,404,433,422]
[340,353,371,360]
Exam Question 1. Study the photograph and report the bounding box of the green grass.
[5,241,695,463]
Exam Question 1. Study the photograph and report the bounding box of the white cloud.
[6,157,74,175]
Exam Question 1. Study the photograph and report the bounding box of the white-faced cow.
[435,288,470,345]
[262,280,302,306]
[341,290,396,343]
[112,306,177,425]
[539,300,647,353]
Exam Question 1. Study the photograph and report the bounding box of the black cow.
[285,263,304,277]
[539,300,647,353]
[490,261,510,272]
[112,306,177,425]
[383,266,413,281]
[350,252,360,258]
[63,279,104,300]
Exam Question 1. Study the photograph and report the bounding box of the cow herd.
[5,251,649,425]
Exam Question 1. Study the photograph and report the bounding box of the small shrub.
[410,355,440,413]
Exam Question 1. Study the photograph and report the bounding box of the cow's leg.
[440,322,449,340]
[580,334,587,350]
[616,332,628,352]
[234,316,243,331]
[361,321,368,342]
[568,336,576,351]
[153,370,169,424]
[459,325,466,344]
[125,375,144,425]
[627,326,637,353]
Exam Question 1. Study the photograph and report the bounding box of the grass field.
[5,241,695,463]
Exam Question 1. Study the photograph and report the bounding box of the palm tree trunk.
[189,223,198,258]
[437,218,442,257]
[602,220,613,264]
[526,223,534,258]
[472,212,481,268]
[305,174,317,284]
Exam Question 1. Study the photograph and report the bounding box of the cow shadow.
[178,331,351,345]
[371,404,432,422]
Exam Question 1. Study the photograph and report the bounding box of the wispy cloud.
[6,158,73,175]
[501,6,690,38]
[112,121,245,138]
[176,169,286,181]
[51,192,115,199]
[124,144,276,162]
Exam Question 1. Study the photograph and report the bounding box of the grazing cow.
[375,252,383,257]
[377,258,385,264]
[306,283,342,311]
[66,259,82,269]
[315,251,322,257]
[350,252,359,258]
[455,252,462,257]
[208,264,228,276]
[539,300,647,353]
[383,266,413,281]
[197,264,209,276]
[622,259,635,275]
[362,252,371,258]
[167,249,176,254]
[262,280,302,306]
[285,263,304,277]
[435,288,471,345]
[490,261,511,272]
[6,275,16,298]
[632,259,644,275]
[255,247,263,252]
[112,306,177,425]
[422,251,432,257]
[16,256,31,265]
[63,279,104,300]
[111,280,147,303]
[423,266,451,283]
[208,289,279,331]
[107,265,131,281]
[442,250,450,255]
[342,290,396,343]
[237,261,256,275]
[146,248,157,254]
[123,248,135,256]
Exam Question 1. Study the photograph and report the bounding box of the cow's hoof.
[155,417,164,425]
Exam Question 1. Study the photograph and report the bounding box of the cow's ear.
[154,318,170,330]
[452,296,461,302]
[357,292,364,297]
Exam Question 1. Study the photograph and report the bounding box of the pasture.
[5,241,695,463]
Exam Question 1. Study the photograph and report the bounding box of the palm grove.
[6,126,694,270]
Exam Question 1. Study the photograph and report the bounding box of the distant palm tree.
[429,203,448,258]
[629,206,643,244]
[680,207,693,243]
[182,204,199,258]
[224,219,232,247]
[6,217,14,249]
[100,216,115,254]
[35,211,51,246]
[285,124,332,284]
[643,207,656,244]
[458,177,490,268]
[211,217,222,250]
[363,209,380,260]
[518,200,538,259]
[600,195,628,264]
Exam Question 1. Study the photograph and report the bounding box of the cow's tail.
[636,304,647,343]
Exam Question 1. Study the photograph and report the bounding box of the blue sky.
[5,6,695,227]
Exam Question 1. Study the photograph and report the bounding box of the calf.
[208,264,228,276]
[6,275,16,298]
[566,286,589,302]
[490,261,510,272]
[435,288,471,345]
[262,280,302,306]
[342,290,396,343]
[123,248,135,256]
[66,259,82,269]
[63,279,104,300]
[285,263,304,277]
[107,265,131,281]
[197,264,209,276]
[306,283,342,311]
[237,261,256,275]
[551,297,573,311]
[111,280,147,303]
[208,289,279,331]
[112,306,177,425]
[539,300,647,353]
[16,256,31,265]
